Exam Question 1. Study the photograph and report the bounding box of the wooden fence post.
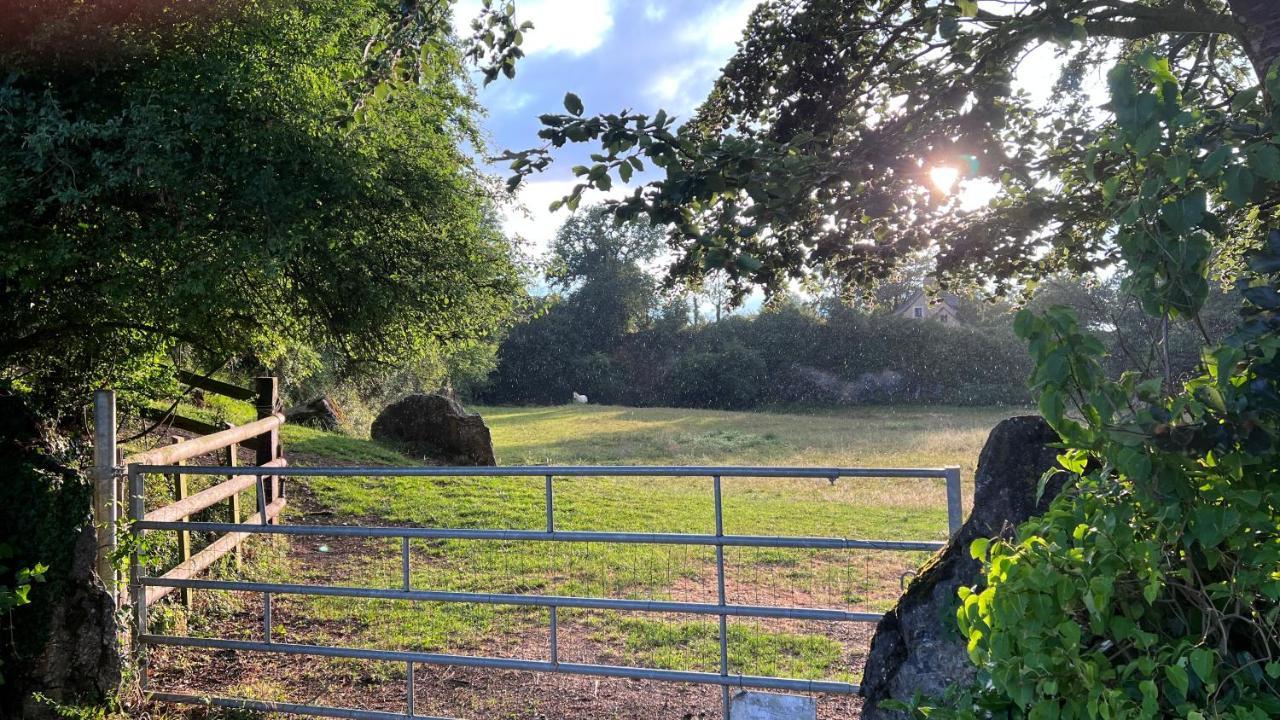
[254,377,282,522]
[93,390,118,600]
[168,436,193,610]
[226,441,241,567]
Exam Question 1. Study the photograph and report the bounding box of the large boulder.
[371,394,497,466]
[860,415,1065,719]
[285,395,345,431]
[23,526,122,719]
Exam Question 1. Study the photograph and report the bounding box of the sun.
[929,165,961,195]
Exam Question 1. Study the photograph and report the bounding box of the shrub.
[670,342,768,410]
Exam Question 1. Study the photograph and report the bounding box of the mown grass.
[147,402,1023,696]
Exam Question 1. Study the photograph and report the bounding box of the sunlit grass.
[153,403,1024,691]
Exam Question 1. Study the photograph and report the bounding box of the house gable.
[892,288,961,324]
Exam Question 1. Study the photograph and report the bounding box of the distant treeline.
[476,206,1243,411]
[478,301,1033,409]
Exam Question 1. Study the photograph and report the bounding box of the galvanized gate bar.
[140,577,887,621]
[141,634,861,695]
[130,463,964,720]
[134,520,946,552]
[148,691,457,720]
[138,464,956,478]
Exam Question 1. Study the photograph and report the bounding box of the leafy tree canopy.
[547,204,665,288]
[0,0,525,415]
[503,0,1280,302]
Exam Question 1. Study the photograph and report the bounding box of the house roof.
[892,288,960,317]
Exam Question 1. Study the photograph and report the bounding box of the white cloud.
[646,63,703,107]
[485,86,535,113]
[643,1,667,22]
[455,0,615,57]
[501,179,629,259]
[645,0,760,114]
[677,0,759,54]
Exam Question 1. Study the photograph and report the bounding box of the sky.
[454,1,1110,292]
[454,0,762,259]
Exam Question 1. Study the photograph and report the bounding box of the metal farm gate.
[123,462,963,720]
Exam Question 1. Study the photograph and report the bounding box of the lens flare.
[929,166,961,195]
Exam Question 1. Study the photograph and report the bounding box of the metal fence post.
[944,466,964,536]
[93,390,118,598]
[128,464,149,690]
[546,474,558,665]
[713,475,730,720]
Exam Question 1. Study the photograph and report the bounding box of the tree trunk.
[1229,0,1280,86]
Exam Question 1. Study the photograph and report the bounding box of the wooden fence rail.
[93,376,285,608]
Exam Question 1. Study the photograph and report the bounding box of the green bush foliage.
[0,1,522,711]
[0,0,522,419]
[891,53,1280,720]
[670,341,768,410]
[481,295,1034,409]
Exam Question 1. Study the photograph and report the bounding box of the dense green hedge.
[478,301,1033,409]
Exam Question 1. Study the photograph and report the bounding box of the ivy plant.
[890,52,1280,720]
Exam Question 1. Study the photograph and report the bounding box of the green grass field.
[143,402,1025,716]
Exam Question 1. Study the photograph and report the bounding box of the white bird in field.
[572,392,588,404]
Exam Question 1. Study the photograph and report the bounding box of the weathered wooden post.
[226,440,241,567]
[92,390,118,601]
[168,436,193,609]
[254,377,282,521]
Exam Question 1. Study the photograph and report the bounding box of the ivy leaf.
[1165,664,1189,699]
[1190,648,1215,684]
[563,92,584,116]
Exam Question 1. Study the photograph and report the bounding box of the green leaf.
[1166,152,1190,185]
[1247,143,1280,182]
[1102,176,1121,205]
[956,0,978,17]
[1133,125,1161,157]
[563,92,584,116]
[1223,165,1255,207]
[1165,664,1189,699]
[1190,648,1215,683]
[939,15,959,39]
[970,537,990,561]
[1198,146,1230,179]
[1231,86,1259,112]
